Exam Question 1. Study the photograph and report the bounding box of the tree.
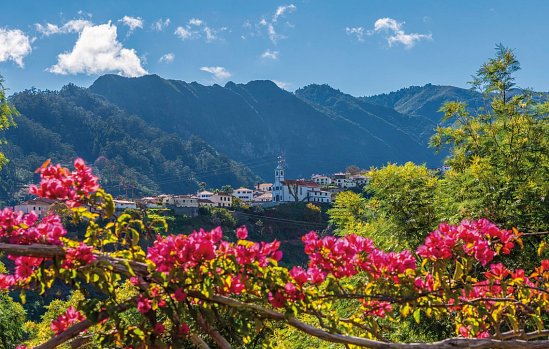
[431,45,549,232]
[345,165,361,175]
[0,159,548,349]
[365,162,440,249]
[0,75,17,170]
[0,262,26,349]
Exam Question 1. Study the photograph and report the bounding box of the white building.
[332,172,357,189]
[197,191,214,200]
[233,187,254,202]
[256,183,273,192]
[272,158,331,204]
[161,195,198,208]
[210,192,232,207]
[253,191,272,203]
[113,199,137,212]
[14,198,54,218]
[311,174,332,187]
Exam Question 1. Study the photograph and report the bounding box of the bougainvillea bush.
[0,159,548,349]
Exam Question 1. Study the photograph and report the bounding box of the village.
[13,158,371,218]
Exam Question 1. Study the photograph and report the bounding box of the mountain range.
[0,75,489,203]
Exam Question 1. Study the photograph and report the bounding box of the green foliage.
[0,76,17,170]
[366,162,439,249]
[431,45,549,232]
[0,85,258,204]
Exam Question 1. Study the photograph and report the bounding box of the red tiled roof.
[281,180,319,188]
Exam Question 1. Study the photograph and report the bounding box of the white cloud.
[35,19,93,36]
[200,66,231,81]
[204,27,217,42]
[374,18,402,32]
[158,53,175,63]
[261,49,279,60]
[370,17,431,48]
[273,80,290,90]
[255,4,296,44]
[119,16,143,32]
[189,18,203,26]
[49,22,147,77]
[174,26,194,40]
[175,19,225,43]
[0,28,32,67]
[273,4,296,22]
[152,18,171,31]
[345,27,365,42]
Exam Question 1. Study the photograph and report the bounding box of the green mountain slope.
[0,85,259,204]
[89,75,439,178]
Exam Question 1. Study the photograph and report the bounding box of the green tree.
[0,262,26,349]
[431,45,549,232]
[0,75,18,169]
[365,162,439,249]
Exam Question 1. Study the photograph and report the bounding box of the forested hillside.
[0,85,259,204]
[89,75,439,178]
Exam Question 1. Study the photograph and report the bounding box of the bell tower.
[275,155,285,184]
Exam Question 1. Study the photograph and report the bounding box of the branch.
[33,319,93,349]
[188,292,549,349]
[3,243,548,349]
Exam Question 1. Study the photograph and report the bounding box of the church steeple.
[275,155,285,183]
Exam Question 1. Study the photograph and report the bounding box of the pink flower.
[178,323,190,336]
[50,306,85,334]
[236,225,248,240]
[174,288,187,302]
[153,323,166,334]
[137,295,152,314]
[62,243,95,269]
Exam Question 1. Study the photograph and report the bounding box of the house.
[350,174,370,186]
[272,158,332,204]
[197,191,214,200]
[311,174,332,187]
[332,172,356,189]
[233,187,254,202]
[210,192,232,207]
[138,196,163,208]
[113,199,137,212]
[253,191,272,203]
[255,183,273,192]
[198,199,215,208]
[162,195,199,208]
[14,198,54,218]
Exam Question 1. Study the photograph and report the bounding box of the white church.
[272,157,332,204]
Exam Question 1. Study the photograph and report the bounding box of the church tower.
[273,156,285,202]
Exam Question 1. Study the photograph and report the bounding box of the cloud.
[49,22,147,77]
[0,28,32,67]
[371,17,431,48]
[174,26,193,40]
[251,4,296,44]
[273,80,291,90]
[152,18,171,31]
[273,4,296,22]
[174,19,225,43]
[345,27,365,42]
[35,19,93,36]
[119,16,143,32]
[189,18,203,26]
[261,49,279,60]
[200,66,231,81]
[158,53,175,63]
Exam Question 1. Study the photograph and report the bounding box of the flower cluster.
[147,226,282,274]
[0,209,66,245]
[417,219,518,266]
[298,232,416,284]
[50,306,86,335]
[30,158,99,207]
[62,243,96,269]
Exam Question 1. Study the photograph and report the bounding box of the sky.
[1,0,548,96]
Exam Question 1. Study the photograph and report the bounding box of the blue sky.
[1,0,548,96]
